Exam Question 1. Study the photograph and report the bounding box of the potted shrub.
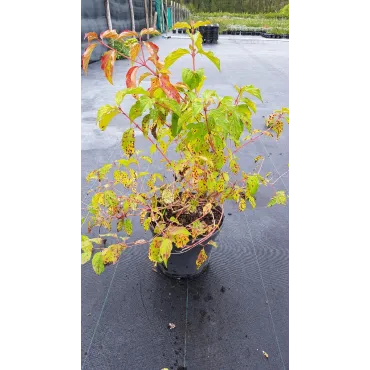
[81,21,289,279]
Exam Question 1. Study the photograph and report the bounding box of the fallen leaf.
[262,350,269,359]
[168,323,176,329]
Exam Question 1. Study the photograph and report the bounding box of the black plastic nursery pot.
[172,29,176,34]
[150,214,225,279]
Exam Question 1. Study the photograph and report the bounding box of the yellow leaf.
[138,72,152,85]
[82,43,98,74]
[203,202,212,216]
[140,28,161,36]
[173,22,191,29]
[121,128,135,157]
[196,248,208,269]
[129,43,140,66]
[162,189,174,204]
[160,238,173,268]
[254,155,264,163]
[239,198,246,211]
[193,20,211,29]
[100,30,118,39]
[97,104,120,131]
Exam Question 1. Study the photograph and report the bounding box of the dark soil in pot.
[149,204,224,279]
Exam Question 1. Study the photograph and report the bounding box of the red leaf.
[159,75,181,103]
[100,30,119,40]
[144,41,159,60]
[126,66,139,88]
[117,30,138,39]
[82,43,98,74]
[84,32,98,42]
[101,50,117,84]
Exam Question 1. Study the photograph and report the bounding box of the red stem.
[119,108,171,165]
[232,127,272,155]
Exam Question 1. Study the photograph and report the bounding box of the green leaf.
[115,87,149,105]
[118,157,138,167]
[178,108,194,127]
[192,101,203,117]
[81,237,93,253]
[160,238,173,268]
[92,252,105,275]
[81,251,92,264]
[208,109,226,132]
[129,96,153,121]
[198,49,220,71]
[195,31,203,52]
[121,128,135,157]
[241,97,257,113]
[267,191,287,207]
[148,237,163,263]
[202,89,219,102]
[161,98,181,115]
[81,217,85,225]
[143,217,151,231]
[182,68,205,90]
[117,219,124,232]
[242,85,263,102]
[103,190,117,207]
[123,218,133,236]
[97,105,120,131]
[171,113,181,137]
[247,175,259,196]
[248,195,256,209]
[163,48,190,69]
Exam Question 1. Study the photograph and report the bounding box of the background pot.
[150,215,225,279]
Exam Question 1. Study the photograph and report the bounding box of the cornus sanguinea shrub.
[81,21,289,276]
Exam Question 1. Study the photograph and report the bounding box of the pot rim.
[149,205,225,255]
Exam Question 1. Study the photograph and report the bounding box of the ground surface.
[81,35,289,370]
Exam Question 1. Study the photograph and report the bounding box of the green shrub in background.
[280,4,289,17]
[193,4,289,35]
[107,38,138,60]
